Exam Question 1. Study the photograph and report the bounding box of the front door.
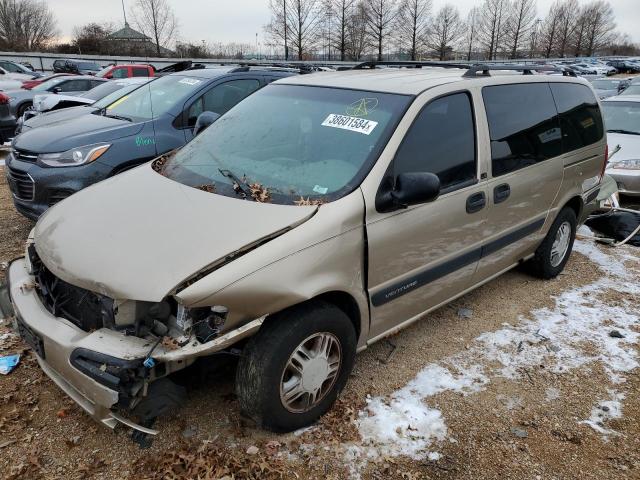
[364,89,490,340]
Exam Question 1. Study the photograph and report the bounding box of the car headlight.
[611,159,640,170]
[38,143,111,167]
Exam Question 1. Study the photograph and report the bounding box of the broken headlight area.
[113,300,229,347]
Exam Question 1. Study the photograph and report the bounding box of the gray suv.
[6,68,295,220]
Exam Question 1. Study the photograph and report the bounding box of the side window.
[550,83,604,153]
[186,79,261,126]
[1,62,19,73]
[112,67,128,79]
[56,80,87,92]
[132,67,149,77]
[394,92,477,191]
[483,83,561,177]
[90,80,104,89]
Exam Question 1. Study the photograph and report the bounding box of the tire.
[236,300,356,432]
[132,378,186,422]
[16,103,32,119]
[528,207,577,279]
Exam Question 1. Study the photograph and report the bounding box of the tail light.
[600,144,608,182]
[0,93,9,105]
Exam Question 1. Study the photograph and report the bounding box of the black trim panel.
[585,188,600,204]
[371,217,546,307]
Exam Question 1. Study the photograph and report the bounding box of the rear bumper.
[7,257,155,432]
[608,169,640,196]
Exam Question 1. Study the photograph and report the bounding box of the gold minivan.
[6,64,606,436]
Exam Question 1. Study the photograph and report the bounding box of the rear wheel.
[236,301,356,432]
[528,207,577,279]
[16,102,32,118]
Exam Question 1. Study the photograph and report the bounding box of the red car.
[21,73,73,90]
[96,64,154,79]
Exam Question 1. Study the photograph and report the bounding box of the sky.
[51,0,640,46]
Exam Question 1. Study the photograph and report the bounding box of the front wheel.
[527,207,577,279]
[235,301,356,432]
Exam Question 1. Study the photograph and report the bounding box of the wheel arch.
[562,195,583,221]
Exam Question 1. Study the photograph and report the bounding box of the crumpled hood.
[34,164,317,302]
[14,112,144,153]
[33,93,93,112]
[607,132,640,163]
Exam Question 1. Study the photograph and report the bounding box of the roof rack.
[351,60,577,77]
[353,61,469,70]
[463,64,577,77]
[229,63,320,74]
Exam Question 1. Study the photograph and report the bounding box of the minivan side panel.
[359,84,491,340]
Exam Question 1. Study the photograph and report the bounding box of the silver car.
[602,95,640,195]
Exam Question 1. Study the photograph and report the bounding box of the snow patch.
[580,390,625,435]
[349,240,639,467]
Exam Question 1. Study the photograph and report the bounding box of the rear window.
[550,83,603,153]
[483,83,561,177]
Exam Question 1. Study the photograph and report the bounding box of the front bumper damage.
[6,257,264,434]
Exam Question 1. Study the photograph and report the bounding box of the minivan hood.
[607,132,640,162]
[34,164,317,301]
[14,113,144,152]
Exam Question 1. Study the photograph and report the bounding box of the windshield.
[97,75,204,122]
[162,84,411,204]
[92,82,150,108]
[603,102,640,135]
[80,81,129,101]
[620,85,640,96]
[32,77,69,92]
[592,79,620,89]
[78,62,100,70]
[96,66,114,77]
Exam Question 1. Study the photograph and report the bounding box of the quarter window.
[132,67,149,77]
[394,92,477,190]
[550,83,603,153]
[483,83,561,177]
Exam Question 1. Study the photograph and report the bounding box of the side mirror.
[377,172,440,212]
[193,111,220,136]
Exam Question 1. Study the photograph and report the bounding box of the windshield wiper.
[607,129,640,136]
[96,107,132,122]
[218,168,251,197]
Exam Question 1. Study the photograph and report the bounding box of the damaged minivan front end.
[6,163,323,434]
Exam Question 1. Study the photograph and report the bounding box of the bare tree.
[427,4,464,61]
[463,7,480,61]
[131,0,178,56]
[265,0,323,60]
[365,0,397,61]
[72,22,115,55]
[346,1,369,59]
[505,0,536,59]
[478,0,509,60]
[327,0,356,60]
[395,0,431,60]
[582,0,616,56]
[539,0,562,58]
[554,0,578,57]
[0,0,57,51]
[264,0,290,59]
[570,6,589,56]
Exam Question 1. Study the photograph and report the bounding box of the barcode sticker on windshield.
[179,78,201,85]
[322,114,378,135]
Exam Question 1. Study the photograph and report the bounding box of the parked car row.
[3,61,618,441]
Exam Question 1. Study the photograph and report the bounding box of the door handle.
[493,183,511,204]
[466,192,486,214]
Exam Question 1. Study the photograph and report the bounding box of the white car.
[0,79,22,91]
[31,77,152,115]
[0,66,35,82]
[602,95,640,196]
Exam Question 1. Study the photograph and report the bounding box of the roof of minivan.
[276,68,587,95]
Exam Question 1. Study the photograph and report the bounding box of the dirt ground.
[0,164,639,480]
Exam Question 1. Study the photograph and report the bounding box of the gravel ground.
[0,165,638,480]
